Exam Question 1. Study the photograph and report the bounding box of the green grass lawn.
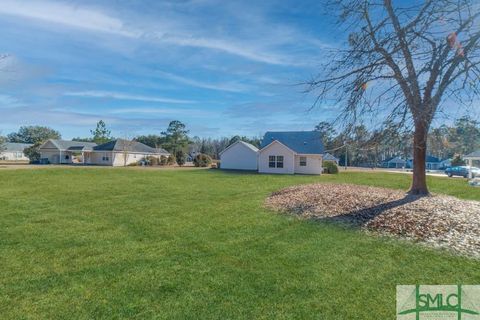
[0,168,479,319]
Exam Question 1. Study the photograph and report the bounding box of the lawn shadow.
[321,194,422,227]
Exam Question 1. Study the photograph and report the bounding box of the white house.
[0,143,32,161]
[219,141,259,170]
[258,131,324,175]
[323,152,340,165]
[219,131,325,175]
[465,150,480,178]
[39,139,169,166]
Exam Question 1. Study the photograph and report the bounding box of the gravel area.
[265,183,480,258]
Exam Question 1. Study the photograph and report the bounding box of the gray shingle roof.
[260,131,324,154]
[94,139,162,154]
[48,140,97,151]
[2,142,33,152]
[465,150,480,158]
[323,153,339,161]
[384,156,406,163]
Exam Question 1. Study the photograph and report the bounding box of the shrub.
[167,155,176,165]
[451,154,465,167]
[160,155,168,166]
[193,154,212,167]
[127,161,139,166]
[24,143,41,163]
[323,160,339,174]
[146,156,159,166]
[176,150,186,166]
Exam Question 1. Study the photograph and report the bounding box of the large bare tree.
[308,0,480,194]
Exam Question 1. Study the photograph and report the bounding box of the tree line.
[2,114,478,167]
[315,115,480,167]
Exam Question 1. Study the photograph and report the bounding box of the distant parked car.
[445,166,480,178]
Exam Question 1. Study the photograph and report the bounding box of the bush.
[167,155,176,165]
[146,156,159,166]
[323,160,339,174]
[176,150,186,166]
[451,154,465,167]
[24,143,41,163]
[160,155,168,166]
[193,153,212,167]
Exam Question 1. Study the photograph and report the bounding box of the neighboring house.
[465,151,480,167]
[39,140,98,164]
[39,139,169,166]
[92,139,169,166]
[323,152,340,165]
[406,155,443,170]
[0,143,32,161]
[220,141,259,171]
[426,155,442,170]
[382,156,406,169]
[258,131,324,175]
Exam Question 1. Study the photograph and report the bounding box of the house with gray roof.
[39,139,169,166]
[218,131,327,174]
[0,142,33,161]
[323,152,340,165]
[258,131,325,174]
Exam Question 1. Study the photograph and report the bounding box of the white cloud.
[109,107,215,117]
[0,0,138,37]
[0,0,323,66]
[64,91,196,104]
[156,71,250,93]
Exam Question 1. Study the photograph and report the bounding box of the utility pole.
[344,144,348,170]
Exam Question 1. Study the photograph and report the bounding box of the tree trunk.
[409,121,429,195]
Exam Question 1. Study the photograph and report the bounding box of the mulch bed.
[265,183,480,258]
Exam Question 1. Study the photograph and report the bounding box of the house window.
[299,156,307,166]
[269,155,276,168]
[102,153,110,161]
[65,155,70,160]
[268,155,285,168]
[276,156,284,168]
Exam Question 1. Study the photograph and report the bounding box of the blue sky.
[0,0,341,139]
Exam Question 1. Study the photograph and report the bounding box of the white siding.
[112,152,148,166]
[294,154,323,174]
[0,151,30,161]
[40,150,73,164]
[220,142,258,170]
[258,142,295,174]
[90,151,114,166]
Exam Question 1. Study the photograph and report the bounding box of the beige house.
[219,131,325,175]
[258,131,324,175]
[0,143,32,161]
[39,139,169,166]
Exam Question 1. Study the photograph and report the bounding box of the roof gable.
[323,153,339,161]
[220,140,259,155]
[259,140,296,154]
[465,150,480,158]
[260,131,324,154]
[40,139,97,151]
